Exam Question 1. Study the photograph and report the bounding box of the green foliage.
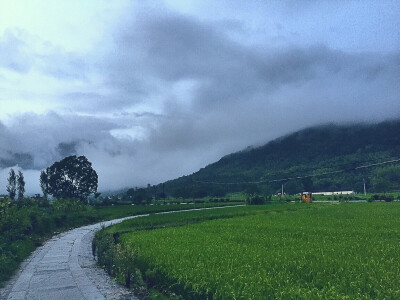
[301,177,313,192]
[245,183,260,197]
[94,229,143,292]
[284,180,302,195]
[52,198,86,212]
[98,203,400,299]
[94,205,278,295]
[123,188,152,205]
[162,120,400,197]
[0,198,240,286]
[246,195,267,205]
[100,206,265,236]
[6,168,17,200]
[43,155,98,202]
[244,184,267,205]
[384,195,394,202]
[17,170,25,199]
[372,164,400,192]
[40,170,48,199]
[0,198,47,283]
[367,193,399,202]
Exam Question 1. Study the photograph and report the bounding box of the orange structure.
[301,192,312,203]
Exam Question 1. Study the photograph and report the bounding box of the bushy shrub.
[93,230,141,290]
[246,195,266,205]
[384,195,394,202]
[52,198,86,212]
[372,194,380,201]
[0,197,94,285]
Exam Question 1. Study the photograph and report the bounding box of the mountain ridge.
[158,119,400,197]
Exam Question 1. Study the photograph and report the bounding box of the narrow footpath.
[0,216,141,300]
[0,206,242,300]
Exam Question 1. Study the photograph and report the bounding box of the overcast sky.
[0,0,399,194]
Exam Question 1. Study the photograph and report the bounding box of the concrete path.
[0,216,143,300]
[1,206,243,300]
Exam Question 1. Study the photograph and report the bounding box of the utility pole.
[282,183,284,196]
[363,178,367,196]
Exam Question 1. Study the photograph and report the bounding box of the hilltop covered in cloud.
[0,1,399,193]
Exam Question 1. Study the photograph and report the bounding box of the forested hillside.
[160,120,400,197]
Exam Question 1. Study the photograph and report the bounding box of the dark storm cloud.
[129,14,237,80]
[102,7,399,157]
[107,9,400,114]
[1,3,399,194]
[0,111,184,192]
[101,12,245,109]
[56,142,78,158]
[0,152,34,169]
[0,112,127,170]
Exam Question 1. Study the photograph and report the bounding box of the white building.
[313,191,355,196]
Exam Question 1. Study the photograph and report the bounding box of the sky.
[0,0,399,194]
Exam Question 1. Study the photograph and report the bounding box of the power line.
[191,157,400,186]
[355,158,400,169]
[256,156,396,179]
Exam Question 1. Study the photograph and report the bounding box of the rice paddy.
[96,203,400,299]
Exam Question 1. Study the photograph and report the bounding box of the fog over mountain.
[0,1,399,194]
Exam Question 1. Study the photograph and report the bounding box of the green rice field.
[95,203,400,299]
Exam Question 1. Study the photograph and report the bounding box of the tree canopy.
[42,155,98,202]
[123,188,151,205]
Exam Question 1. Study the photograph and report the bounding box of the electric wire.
[191,157,400,185]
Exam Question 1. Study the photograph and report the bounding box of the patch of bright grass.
[98,203,400,298]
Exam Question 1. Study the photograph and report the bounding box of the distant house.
[313,191,355,196]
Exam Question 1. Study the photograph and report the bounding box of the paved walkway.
[0,216,143,300]
[1,206,242,300]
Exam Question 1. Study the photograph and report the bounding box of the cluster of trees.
[4,155,98,204]
[122,188,152,205]
[5,168,25,200]
[371,165,400,193]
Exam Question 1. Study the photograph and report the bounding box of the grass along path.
[0,200,241,287]
[95,203,400,299]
